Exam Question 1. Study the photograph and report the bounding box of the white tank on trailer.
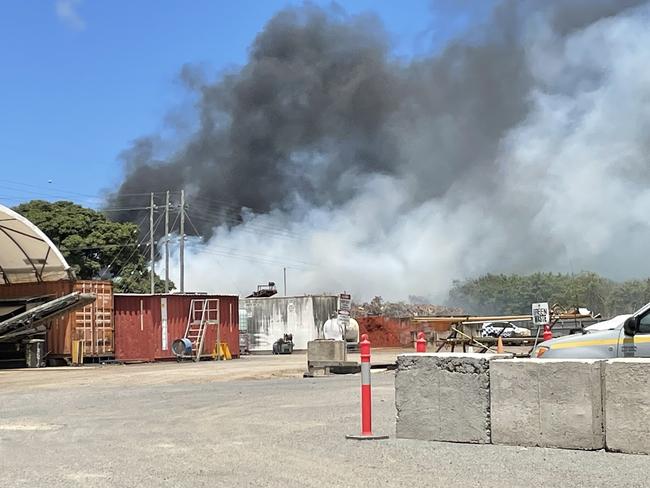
[322,317,359,344]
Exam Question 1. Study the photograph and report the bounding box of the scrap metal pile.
[351,298,463,318]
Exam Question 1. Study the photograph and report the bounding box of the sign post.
[338,293,351,350]
[532,302,551,343]
[532,302,550,327]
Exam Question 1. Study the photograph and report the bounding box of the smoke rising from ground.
[113,1,650,301]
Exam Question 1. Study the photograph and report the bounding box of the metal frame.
[0,204,71,284]
[183,298,221,361]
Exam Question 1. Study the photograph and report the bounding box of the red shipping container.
[114,294,239,362]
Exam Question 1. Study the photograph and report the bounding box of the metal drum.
[171,338,192,357]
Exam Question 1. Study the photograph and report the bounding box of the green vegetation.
[448,272,650,317]
[13,200,173,293]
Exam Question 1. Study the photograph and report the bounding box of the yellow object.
[212,342,232,360]
[496,336,505,354]
[71,340,84,365]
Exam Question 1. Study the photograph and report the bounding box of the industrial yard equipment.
[272,333,294,354]
[175,298,220,361]
[0,292,95,367]
[213,342,232,360]
[171,338,193,358]
[247,282,277,298]
[0,292,95,343]
[412,309,593,355]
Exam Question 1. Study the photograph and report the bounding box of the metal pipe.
[164,190,170,294]
[149,192,155,295]
[179,189,185,293]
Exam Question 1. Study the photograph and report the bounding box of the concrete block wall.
[395,354,650,454]
[604,359,650,454]
[490,359,605,450]
[395,353,507,444]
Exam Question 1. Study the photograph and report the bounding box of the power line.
[185,194,269,214]
[195,247,311,270]
[186,198,303,238]
[183,210,244,295]
[182,197,300,237]
[97,214,150,279]
[184,211,313,269]
[0,181,182,212]
[100,206,152,212]
[117,212,166,292]
[61,243,144,252]
[0,179,161,199]
[186,211,304,242]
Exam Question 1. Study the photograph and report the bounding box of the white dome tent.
[0,203,72,284]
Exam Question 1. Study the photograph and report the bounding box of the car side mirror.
[624,317,638,336]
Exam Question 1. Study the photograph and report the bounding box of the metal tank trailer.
[305,314,360,376]
[322,315,360,351]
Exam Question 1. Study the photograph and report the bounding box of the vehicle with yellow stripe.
[532,303,650,358]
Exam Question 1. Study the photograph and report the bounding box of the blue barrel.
[172,338,193,357]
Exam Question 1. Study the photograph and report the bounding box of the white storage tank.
[322,317,359,344]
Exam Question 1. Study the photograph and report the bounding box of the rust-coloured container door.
[115,297,155,362]
[73,281,114,357]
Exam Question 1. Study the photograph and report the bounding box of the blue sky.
[0,1,486,208]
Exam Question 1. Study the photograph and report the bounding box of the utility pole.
[283,267,287,296]
[149,192,155,295]
[179,189,185,293]
[164,190,170,294]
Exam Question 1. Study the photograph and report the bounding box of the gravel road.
[1,358,649,487]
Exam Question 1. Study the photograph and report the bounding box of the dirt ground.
[2,352,649,488]
[0,348,409,393]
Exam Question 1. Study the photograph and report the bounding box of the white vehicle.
[532,304,650,358]
[480,321,531,338]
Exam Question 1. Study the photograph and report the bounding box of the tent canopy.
[0,204,71,284]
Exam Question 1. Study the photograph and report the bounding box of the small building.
[240,295,338,352]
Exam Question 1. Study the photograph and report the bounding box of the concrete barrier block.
[605,359,650,454]
[490,359,604,450]
[307,340,345,361]
[395,353,507,443]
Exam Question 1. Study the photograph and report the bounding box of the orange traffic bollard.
[416,331,427,353]
[346,334,388,441]
[543,324,553,342]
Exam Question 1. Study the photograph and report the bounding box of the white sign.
[161,297,168,350]
[338,293,351,334]
[339,293,351,312]
[532,302,550,326]
[338,309,350,326]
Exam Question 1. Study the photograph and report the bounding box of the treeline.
[448,272,650,318]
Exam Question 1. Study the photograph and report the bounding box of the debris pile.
[351,296,463,319]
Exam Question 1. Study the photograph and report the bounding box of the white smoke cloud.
[56,0,86,31]
[162,4,650,302]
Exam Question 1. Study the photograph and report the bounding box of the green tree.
[13,200,173,293]
[448,272,650,317]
